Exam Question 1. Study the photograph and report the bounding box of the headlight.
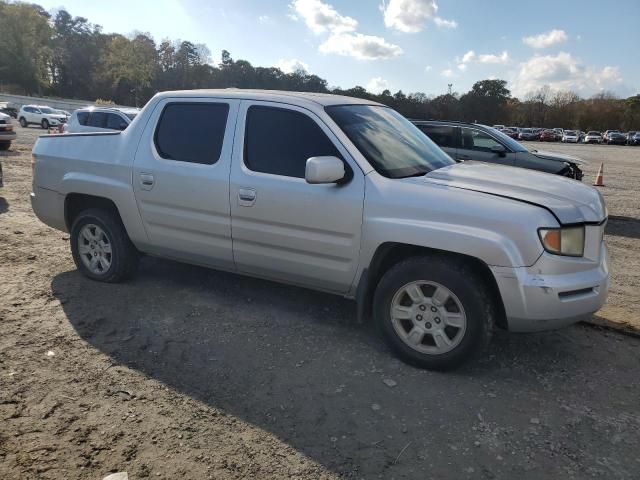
[538,225,585,257]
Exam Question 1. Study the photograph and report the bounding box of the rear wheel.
[70,208,139,283]
[0,142,10,151]
[19,117,27,128]
[373,256,495,370]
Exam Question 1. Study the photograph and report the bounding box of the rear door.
[229,101,365,293]
[458,127,515,166]
[132,98,239,269]
[415,124,458,160]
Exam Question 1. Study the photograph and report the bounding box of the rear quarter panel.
[32,128,149,245]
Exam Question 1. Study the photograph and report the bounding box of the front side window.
[106,113,126,130]
[154,103,229,165]
[461,128,503,153]
[244,106,340,178]
[326,105,454,178]
[416,124,457,149]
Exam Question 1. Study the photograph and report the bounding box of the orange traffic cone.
[593,163,604,187]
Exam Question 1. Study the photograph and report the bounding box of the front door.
[132,98,239,269]
[458,127,515,166]
[229,101,365,293]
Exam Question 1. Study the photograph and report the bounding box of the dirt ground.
[1,127,639,479]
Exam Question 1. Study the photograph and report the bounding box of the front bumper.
[491,241,609,332]
[0,130,16,142]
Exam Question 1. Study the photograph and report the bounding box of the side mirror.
[491,144,506,156]
[118,122,128,131]
[305,156,345,184]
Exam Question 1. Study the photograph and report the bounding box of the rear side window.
[244,106,339,178]
[416,125,457,149]
[155,103,229,164]
[76,111,89,125]
[88,112,108,128]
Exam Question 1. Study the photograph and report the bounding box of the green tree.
[0,2,52,94]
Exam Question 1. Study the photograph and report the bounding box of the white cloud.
[433,16,457,29]
[290,0,357,34]
[367,77,390,94]
[275,58,310,74]
[441,68,456,78]
[382,0,456,33]
[511,52,622,97]
[455,50,509,70]
[478,51,509,64]
[425,65,432,72]
[319,32,402,60]
[522,29,568,49]
[461,50,475,63]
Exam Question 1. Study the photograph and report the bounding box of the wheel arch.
[356,242,507,329]
[64,193,122,231]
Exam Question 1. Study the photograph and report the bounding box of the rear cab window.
[154,102,229,165]
[244,105,340,178]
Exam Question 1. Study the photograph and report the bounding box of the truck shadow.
[51,257,639,477]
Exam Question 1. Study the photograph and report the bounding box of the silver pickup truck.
[31,90,610,370]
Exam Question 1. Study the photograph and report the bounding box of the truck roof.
[153,89,385,108]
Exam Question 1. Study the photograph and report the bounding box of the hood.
[46,113,67,119]
[423,161,606,224]
[529,149,587,165]
[0,112,10,120]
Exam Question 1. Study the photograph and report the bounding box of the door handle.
[140,173,155,190]
[238,188,256,206]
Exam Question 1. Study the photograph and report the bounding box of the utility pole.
[447,83,453,95]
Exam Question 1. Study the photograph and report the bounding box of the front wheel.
[373,256,495,370]
[70,208,139,283]
[41,119,49,130]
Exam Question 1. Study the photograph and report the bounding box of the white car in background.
[64,107,140,133]
[18,105,68,129]
[562,130,580,143]
[584,131,604,144]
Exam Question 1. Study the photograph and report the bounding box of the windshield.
[487,127,527,152]
[124,112,138,121]
[325,105,455,178]
[39,107,55,114]
[588,131,600,135]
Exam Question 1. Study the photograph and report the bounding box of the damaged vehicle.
[31,90,608,370]
[413,120,585,180]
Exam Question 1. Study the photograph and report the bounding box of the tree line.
[1,1,638,131]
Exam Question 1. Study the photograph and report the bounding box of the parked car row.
[16,104,140,133]
[492,125,639,145]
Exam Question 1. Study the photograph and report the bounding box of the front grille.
[0,119,6,125]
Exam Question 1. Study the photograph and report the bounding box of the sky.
[34,0,640,98]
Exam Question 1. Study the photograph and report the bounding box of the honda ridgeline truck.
[31,90,610,370]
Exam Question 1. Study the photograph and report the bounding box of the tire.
[70,208,139,283]
[19,117,27,128]
[41,119,49,130]
[0,142,10,151]
[373,255,495,371]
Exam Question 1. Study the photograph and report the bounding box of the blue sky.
[35,0,639,98]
